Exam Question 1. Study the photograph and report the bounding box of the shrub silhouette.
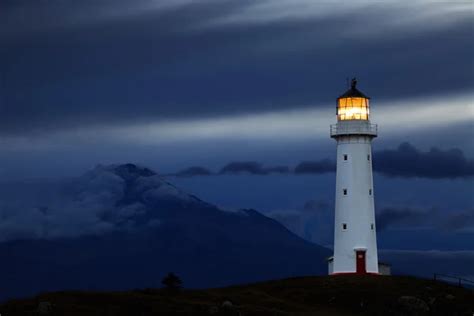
[161,272,183,293]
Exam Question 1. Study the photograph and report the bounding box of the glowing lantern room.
[337,78,370,121]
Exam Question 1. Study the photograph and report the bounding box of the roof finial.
[351,78,357,89]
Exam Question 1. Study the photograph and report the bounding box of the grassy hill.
[1,275,472,315]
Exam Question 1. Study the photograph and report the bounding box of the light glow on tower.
[337,97,370,120]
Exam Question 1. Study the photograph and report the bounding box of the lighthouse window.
[369,189,372,195]
[343,154,348,161]
[337,97,369,121]
[367,154,371,161]
[343,223,347,230]
[343,189,347,195]
[371,224,374,230]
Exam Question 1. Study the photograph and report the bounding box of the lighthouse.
[328,78,379,275]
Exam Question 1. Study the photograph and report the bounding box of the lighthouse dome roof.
[338,78,370,99]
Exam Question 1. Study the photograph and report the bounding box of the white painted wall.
[331,121,379,274]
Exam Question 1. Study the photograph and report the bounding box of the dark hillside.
[1,275,472,315]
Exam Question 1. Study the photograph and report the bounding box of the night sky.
[0,1,473,277]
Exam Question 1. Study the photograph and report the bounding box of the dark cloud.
[267,202,473,246]
[0,1,472,136]
[440,211,474,232]
[376,207,428,232]
[0,166,126,241]
[0,163,208,241]
[262,166,291,174]
[294,159,336,174]
[376,206,474,232]
[165,143,473,178]
[373,142,474,179]
[219,162,289,175]
[175,166,212,177]
[220,162,266,175]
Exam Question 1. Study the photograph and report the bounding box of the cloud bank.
[219,162,290,175]
[0,164,197,242]
[376,207,474,233]
[294,160,336,174]
[175,166,213,177]
[268,202,474,247]
[167,143,474,179]
[376,207,428,232]
[373,142,474,179]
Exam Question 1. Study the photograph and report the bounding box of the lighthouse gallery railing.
[330,123,378,137]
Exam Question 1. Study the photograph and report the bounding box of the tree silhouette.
[161,272,183,293]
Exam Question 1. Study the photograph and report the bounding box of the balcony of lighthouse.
[330,121,378,138]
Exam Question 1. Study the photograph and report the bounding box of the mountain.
[0,164,330,301]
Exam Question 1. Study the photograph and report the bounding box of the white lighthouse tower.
[328,78,379,275]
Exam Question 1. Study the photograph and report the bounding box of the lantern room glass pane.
[337,97,369,121]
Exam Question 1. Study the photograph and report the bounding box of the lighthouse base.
[330,272,380,276]
[327,257,391,276]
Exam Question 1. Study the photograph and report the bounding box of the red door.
[356,251,366,274]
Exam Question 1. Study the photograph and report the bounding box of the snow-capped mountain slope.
[0,164,330,301]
